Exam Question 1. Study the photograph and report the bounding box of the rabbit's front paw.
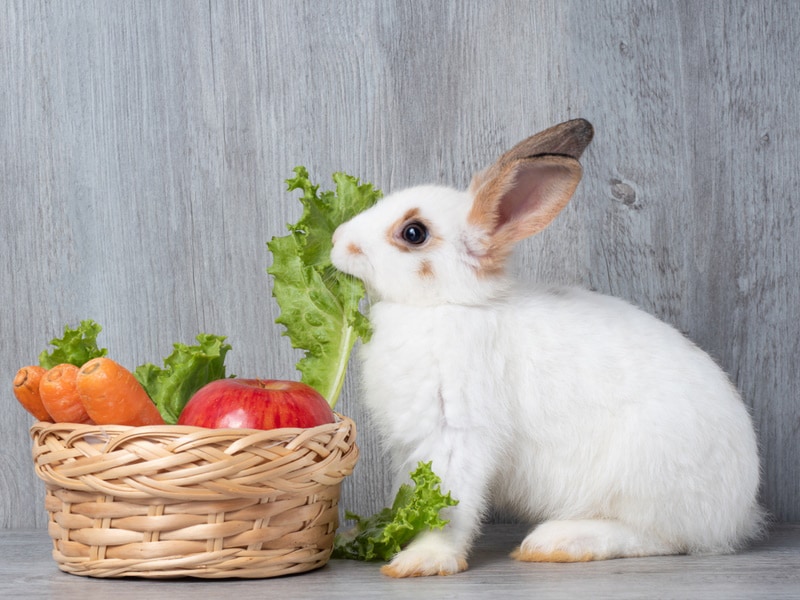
[380,532,468,577]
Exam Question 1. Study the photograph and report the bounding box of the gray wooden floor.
[2,524,798,599]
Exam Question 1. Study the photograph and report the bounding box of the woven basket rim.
[31,413,359,501]
[30,412,354,437]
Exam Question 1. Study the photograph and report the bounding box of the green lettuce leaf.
[38,319,108,369]
[332,462,459,562]
[267,167,380,407]
[134,333,231,424]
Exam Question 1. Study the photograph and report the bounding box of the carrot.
[39,364,93,423]
[76,357,164,426]
[13,365,52,421]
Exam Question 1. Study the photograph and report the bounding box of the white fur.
[330,132,763,578]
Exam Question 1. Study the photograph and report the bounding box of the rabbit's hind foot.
[512,519,673,562]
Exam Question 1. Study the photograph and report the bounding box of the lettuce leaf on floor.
[333,461,458,562]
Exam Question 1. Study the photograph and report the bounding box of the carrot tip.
[79,359,103,376]
[13,369,29,387]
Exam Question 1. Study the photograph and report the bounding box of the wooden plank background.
[2,0,798,529]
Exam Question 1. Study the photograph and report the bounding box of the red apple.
[177,378,335,430]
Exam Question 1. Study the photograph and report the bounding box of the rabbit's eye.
[401,221,429,245]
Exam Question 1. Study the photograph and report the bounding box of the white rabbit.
[330,119,763,578]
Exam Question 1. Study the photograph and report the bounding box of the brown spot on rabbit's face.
[346,242,363,256]
[417,260,434,280]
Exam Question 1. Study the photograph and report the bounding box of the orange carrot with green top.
[76,357,164,426]
[13,365,52,421]
[39,364,93,423]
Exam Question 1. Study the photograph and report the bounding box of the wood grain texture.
[1,525,799,598]
[1,0,798,530]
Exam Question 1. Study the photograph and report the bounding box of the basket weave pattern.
[30,415,358,578]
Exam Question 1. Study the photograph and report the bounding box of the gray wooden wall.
[2,0,798,530]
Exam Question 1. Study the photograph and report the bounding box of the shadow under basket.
[30,414,359,579]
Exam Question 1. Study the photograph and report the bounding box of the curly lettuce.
[267,167,380,407]
[38,319,108,369]
[134,333,231,424]
[332,462,459,562]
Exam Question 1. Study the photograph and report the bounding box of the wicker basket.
[30,415,358,579]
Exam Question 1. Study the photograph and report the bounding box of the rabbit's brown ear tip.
[560,118,594,156]
[571,118,595,141]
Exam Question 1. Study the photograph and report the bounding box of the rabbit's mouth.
[331,242,376,288]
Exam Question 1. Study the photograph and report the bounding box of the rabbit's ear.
[500,118,594,161]
[468,155,582,271]
[470,119,593,195]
